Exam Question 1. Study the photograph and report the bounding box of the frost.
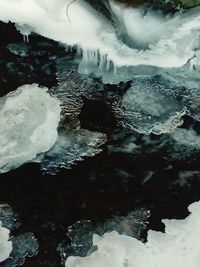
[65,201,200,267]
[0,84,61,174]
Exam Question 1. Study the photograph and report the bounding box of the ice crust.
[0,0,199,71]
[65,201,200,267]
[0,84,61,174]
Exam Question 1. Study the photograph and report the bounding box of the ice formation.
[59,208,150,262]
[0,204,38,267]
[0,84,61,173]
[121,77,186,134]
[0,0,199,72]
[0,223,12,263]
[65,201,200,267]
[40,128,107,175]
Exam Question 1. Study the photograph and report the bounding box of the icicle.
[23,35,29,43]
[106,59,111,71]
[113,64,117,75]
[76,45,82,56]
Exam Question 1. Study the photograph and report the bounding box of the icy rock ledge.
[0,223,12,263]
[0,84,61,174]
[65,201,200,267]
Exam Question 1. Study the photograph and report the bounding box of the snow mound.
[0,84,61,173]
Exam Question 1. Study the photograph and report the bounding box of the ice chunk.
[2,233,38,267]
[7,43,30,57]
[59,208,149,263]
[139,126,200,160]
[171,128,200,148]
[121,77,186,134]
[0,84,61,173]
[0,204,19,231]
[0,223,12,263]
[40,128,107,175]
[0,204,38,267]
[65,201,200,267]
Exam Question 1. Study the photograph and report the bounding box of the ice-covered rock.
[65,201,200,267]
[0,223,12,263]
[0,84,61,173]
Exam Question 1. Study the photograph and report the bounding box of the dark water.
[1,21,200,267]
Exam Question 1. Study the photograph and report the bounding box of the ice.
[2,233,39,267]
[0,0,199,72]
[40,127,107,175]
[0,204,38,267]
[121,77,186,134]
[0,223,12,263]
[0,84,61,174]
[171,128,200,148]
[55,58,124,120]
[59,208,149,263]
[120,74,200,134]
[65,201,200,267]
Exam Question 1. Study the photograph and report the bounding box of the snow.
[0,84,61,173]
[0,222,12,263]
[0,0,199,70]
[65,201,200,267]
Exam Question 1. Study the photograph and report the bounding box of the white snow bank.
[65,201,200,267]
[0,84,61,173]
[0,0,199,69]
[0,222,12,263]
